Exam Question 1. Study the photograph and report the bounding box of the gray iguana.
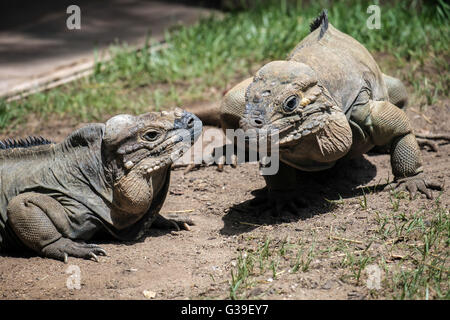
[209,10,445,215]
[0,109,202,261]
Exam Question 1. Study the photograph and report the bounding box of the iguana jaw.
[276,103,341,146]
[278,108,352,163]
[242,105,352,163]
[121,132,194,175]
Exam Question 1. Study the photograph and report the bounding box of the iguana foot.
[249,189,307,217]
[152,213,194,231]
[173,144,238,174]
[41,238,107,263]
[415,132,450,152]
[385,173,443,199]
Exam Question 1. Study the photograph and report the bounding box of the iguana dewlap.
[217,10,440,215]
[0,109,202,261]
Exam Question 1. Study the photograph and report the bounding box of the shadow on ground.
[220,155,387,236]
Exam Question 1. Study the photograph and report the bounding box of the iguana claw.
[175,144,239,174]
[152,213,195,231]
[386,173,443,199]
[215,153,238,172]
[169,220,181,231]
[41,238,107,262]
[89,252,99,262]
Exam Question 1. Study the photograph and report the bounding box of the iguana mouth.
[123,131,197,173]
[121,112,202,173]
[242,113,327,150]
[242,101,338,148]
[274,101,345,146]
[261,110,335,148]
[278,114,330,146]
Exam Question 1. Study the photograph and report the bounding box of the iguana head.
[104,108,201,173]
[102,108,202,228]
[240,61,352,163]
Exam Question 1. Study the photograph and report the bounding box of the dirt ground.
[0,99,448,300]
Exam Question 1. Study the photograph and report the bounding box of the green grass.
[341,193,449,299]
[226,190,448,300]
[1,0,449,131]
[381,196,449,299]
[229,237,275,299]
[228,236,319,299]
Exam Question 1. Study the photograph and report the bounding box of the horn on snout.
[104,114,136,146]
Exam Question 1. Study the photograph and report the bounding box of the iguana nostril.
[251,118,264,128]
[186,115,195,129]
[174,112,199,130]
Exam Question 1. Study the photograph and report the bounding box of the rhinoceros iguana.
[0,109,202,261]
[202,10,445,215]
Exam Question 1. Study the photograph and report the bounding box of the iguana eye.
[143,130,161,142]
[283,95,299,113]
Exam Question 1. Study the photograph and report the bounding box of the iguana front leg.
[7,192,106,262]
[382,73,450,152]
[367,101,443,198]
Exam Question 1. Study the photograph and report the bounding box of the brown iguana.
[204,10,446,215]
[0,109,202,262]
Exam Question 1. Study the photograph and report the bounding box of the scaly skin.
[0,108,202,261]
[217,10,442,215]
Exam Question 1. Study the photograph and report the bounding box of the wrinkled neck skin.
[275,83,353,170]
[103,147,169,230]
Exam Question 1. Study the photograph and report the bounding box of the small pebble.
[143,290,156,299]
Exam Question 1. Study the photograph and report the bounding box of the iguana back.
[287,11,387,115]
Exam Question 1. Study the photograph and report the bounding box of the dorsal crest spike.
[0,135,53,150]
[309,9,329,40]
